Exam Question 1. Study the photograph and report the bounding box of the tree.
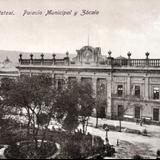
[0,78,15,96]
[55,80,80,133]
[0,102,4,135]
[95,81,107,128]
[2,74,58,150]
[0,78,16,115]
[117,103,134,132]
[63,114,79,132]
[70,80,95,134]
[73,81,95,134]
[118,106,124,132]
[56,80,95,134]
[95,98,107,128]
[0,78,18,143]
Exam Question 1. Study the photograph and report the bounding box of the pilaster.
[106,74,112,118]
[144,76,149,100]
[127,76,131,96]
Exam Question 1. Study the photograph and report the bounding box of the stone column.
[106,74,112,119]
[144,77,149,100]
[127,76,131,96]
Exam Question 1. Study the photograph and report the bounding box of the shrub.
[142,129,148,136]
[133,154,144,159]
[5,141,57,159]
[103,144,115,157]
[5,143,20,159]
[63,141,82,159]
[157,149,160,156]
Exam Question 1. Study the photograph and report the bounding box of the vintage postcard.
[0,0,160,159]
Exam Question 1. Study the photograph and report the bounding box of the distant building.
[17,46,160,123]
[0,57,19,79]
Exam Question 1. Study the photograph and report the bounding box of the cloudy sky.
[0,0,160,59]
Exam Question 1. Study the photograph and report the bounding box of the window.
[117,85,123,96]
[97,82,105,96]
[153,108,159,121]
[135,86,140,97]
[135,106,141,119]
[153,87,159,100]
[57,80,63,90]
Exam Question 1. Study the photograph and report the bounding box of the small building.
[0,57,19,80]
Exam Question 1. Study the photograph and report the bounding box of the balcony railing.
[20,59,30,65]
[31,59,41,65]
[112,59,160,67]
[19,55,160,68]
[19,58,69,66]
[42,59,53,65]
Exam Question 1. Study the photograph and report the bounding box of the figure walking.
[140,118,144,126]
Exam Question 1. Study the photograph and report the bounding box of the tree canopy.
[57,80,95,133]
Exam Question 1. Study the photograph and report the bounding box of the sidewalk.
[89,117,160,138]
[83,125,159,158]
[83,117,160,158]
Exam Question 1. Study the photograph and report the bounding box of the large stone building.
[17,46,160,123]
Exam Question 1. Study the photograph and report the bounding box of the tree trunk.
[86,117,89,133]
[40,122,50,149]
[27,118,31,136]
[27,109,31,139]
[96,116,98,128]
[82,122,85,134]
[119,119,122,132]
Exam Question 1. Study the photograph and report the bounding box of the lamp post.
[104,125,109,144]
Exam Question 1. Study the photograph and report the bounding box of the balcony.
[112,59,160,68]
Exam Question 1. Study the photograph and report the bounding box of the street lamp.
[103,124,109,144]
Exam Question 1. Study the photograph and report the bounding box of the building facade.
[17,46,160,123]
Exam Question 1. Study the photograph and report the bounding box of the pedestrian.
[117,139,119,146]
[136,118,139,125]
[143,118,146,125]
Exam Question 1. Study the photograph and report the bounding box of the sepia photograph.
[0,0,160,159]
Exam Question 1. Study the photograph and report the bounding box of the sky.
[0,0,160,59]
